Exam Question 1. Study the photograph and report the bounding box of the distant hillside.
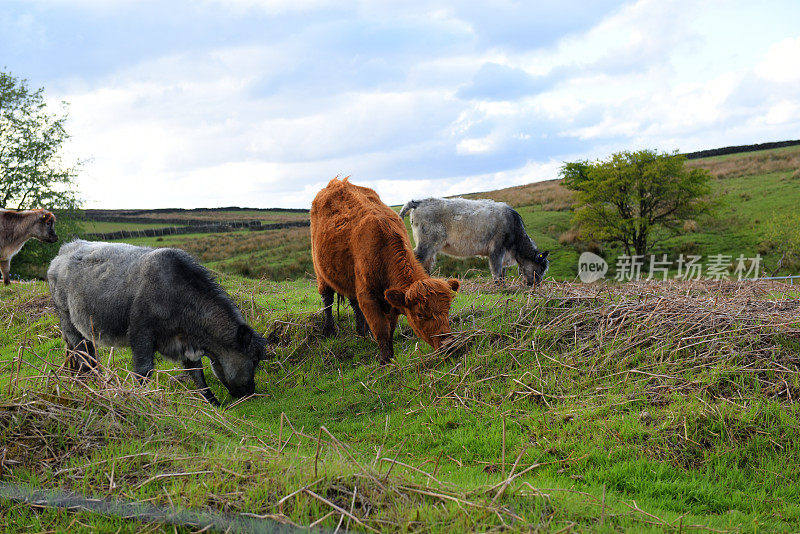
[450,143,800,280]
[683,139,800,159]
[83,207,308,226]
[59,142,800,282]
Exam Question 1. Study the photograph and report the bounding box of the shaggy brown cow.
[0,209,58,285]
[310,177,460,363]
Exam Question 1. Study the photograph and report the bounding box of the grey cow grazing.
[399,197,550,286]
[47,240,267,405]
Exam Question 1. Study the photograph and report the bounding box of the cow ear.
[447,279,460,292]
[236,324,253,349]
[384,288,406,308]
[539,250,550,261]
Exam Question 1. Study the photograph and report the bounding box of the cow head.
[385,278,460,350]
[208,324,268,398]
[33,210,58,243]
[519,250,550,286]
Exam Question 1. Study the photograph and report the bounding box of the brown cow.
[310,177,460,363]
[0,209,58,285]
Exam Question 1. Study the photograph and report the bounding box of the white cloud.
[204,0,339,14]
[457,137,494,154]
[763,100,800,126]
[755,36,800,84]
[18,0,800,209]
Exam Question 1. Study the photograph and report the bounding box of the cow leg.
[70,339,99,374]
[414,244,435,273]
[0,259,10,286]
[320,285,337,337]
[129,330,156,382]
[357,294,394,364]
[489,250,506,285]
[388,310,399,338]
[58,313,99,373]
[182,359,220,406]
[349,297,371,337]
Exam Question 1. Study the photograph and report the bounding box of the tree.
[560,149,712,257]
[763,212,800,275]
[1,70,82,278]
[1,70,81,209]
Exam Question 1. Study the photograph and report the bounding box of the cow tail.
[399,200,421,218]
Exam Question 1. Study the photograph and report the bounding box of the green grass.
[121,227,314,280]
[81,221,183,233]
[3,276,800,531]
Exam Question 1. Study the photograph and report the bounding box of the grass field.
[85,209,309,225]
[2,276,800,531]
[81,221,186,234]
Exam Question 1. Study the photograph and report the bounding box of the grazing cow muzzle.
[431,332,453,350]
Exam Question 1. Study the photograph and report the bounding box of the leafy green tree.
[1,70,82,278]
[763,212,800,275]
[560,149,712,257]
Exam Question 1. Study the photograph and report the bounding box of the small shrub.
[559,228,580,245]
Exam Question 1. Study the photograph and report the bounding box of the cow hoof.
[356,325,371,337]
[322,324,338,337]
[68,355,98,376]
[70,364,96,377]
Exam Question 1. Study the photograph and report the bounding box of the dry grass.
[413,278,800,416]
[138,211,308,223]
[161,227,313,279]
[558,228,580,245]
[463,179,574,210]
[687,146,800,180]
[3,278,800,531]
[0,373,548,532]
[171,227,309,262]
[95,210,309,224]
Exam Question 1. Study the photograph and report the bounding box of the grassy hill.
[2,276,800,531]
[58,144,799,283]
[3,146,800,530]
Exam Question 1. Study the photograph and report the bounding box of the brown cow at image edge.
[0,209,58,285]
[310,177,460,363]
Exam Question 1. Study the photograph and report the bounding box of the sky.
[2,0,799,209]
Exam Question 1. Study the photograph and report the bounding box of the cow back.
[310,178,422,298]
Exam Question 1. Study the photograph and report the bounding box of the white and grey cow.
[399,197,549,285]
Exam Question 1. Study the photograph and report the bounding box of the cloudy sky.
[3,0,799,209]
